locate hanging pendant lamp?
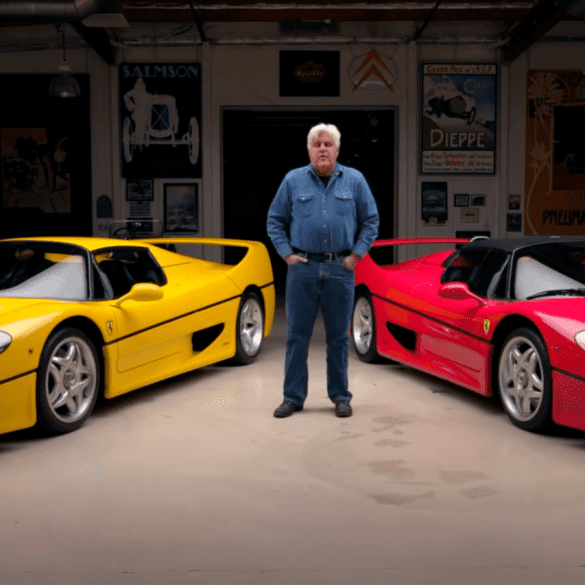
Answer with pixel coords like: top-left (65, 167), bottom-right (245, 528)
top-left (48, 24), bottom-right (81, 98)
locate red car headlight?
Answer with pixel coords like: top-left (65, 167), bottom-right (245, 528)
top-left (575, 330), bottom-right (585, 350)
top-left (0, 331), bottom-right (12, 354)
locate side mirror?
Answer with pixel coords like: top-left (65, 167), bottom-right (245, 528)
top-left (111, 282), bottom-right (163, 307)
top-left (438, 282), bottom-right (485, 305)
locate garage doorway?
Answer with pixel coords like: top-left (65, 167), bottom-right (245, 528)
top-left (222, 109), bottom-right (395, 288)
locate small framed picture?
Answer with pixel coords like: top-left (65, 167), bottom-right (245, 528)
top-left (164, 183), bottom-right (199, 232)
top-left (421, 181), bottom-right (448, 223)
top-left (507, 213), bottom-right (522, 232)
top-left (508, 194), bottom-right (521, 210)
top-left (454, 193), bottom-right (469, 207)
top-left (126, 179), bottom-right (153, 202)
top-left (461, 208), bottom-right (479, 223)
top-left (471, 194), bottom-right (486, 207)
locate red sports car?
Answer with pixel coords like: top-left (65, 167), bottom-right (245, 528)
top-left (351, 236), bottom-right (585, 433)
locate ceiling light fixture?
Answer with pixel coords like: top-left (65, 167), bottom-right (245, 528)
top-left (48, 24), bottom-right (81, 98)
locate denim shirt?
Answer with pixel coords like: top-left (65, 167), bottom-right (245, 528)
top-left (266, 163), bottom-right (379, 259)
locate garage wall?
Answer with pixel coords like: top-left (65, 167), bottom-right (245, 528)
top-left (0, 39), bottom-right (582, 250)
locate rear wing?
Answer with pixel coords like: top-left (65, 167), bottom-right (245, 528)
top-left (366, 237), bottom-right (471, 266)
top-left (140, 237), bottom-right (274, 291)
top-left (371, 238), bottom-right (469, 248)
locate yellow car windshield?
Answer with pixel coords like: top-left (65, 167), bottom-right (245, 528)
top-left (0, 242), bottom-right (88, 300)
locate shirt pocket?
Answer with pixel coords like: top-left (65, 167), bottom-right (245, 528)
top-left (293, 193), bottom-right (316, 218)
top-left (334, 191), bottom-right (355, 215)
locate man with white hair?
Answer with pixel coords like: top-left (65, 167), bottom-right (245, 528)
top-left (267, 123), bottom-right (379, 418)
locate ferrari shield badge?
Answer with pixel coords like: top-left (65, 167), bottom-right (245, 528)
top-left (483, 318), bottom-right (490, 335)
top-left (106, 320), bottom-right (114, 334)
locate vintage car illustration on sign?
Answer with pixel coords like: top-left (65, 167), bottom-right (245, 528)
top-left (122, 78), bottom-right (200, 165)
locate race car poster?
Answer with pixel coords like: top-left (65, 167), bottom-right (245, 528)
top-left (525, 70), bottom-right (585, 235)
top-left (119, 63), bottom-right (201, 179)
top-left (421, 64), bottom-right (497, 174)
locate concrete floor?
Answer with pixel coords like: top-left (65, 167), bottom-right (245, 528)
top-left (3, 296), bottom-right (585, 585)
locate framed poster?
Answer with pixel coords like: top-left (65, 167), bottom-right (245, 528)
top-left (164, 183), bottom-right (199, 232)
top-left (279, 51), bottom-right (340, 97)
top-left (421, 64), bottom-right (497, 174)
top-left (119, 63), bottom-right (201, 178)
top-left (126, 179), bottom-right (153, 201)
top-left (0, 74), bottom-right (92, 237)
top-left (421, 181), bottom-right (448, 223)
top-left (525, 70), bottom-right (585, 235)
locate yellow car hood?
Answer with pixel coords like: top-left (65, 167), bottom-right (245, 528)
top-left (0, 297), bottom-right (66, 335)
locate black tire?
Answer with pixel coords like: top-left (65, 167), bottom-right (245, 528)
top-left (351, 291), bottom-right (379, 363)
top-left (497, 327), bottom-right (552, 432)
top-left (36, 328), bottom-right (100, 435)
top-left (232, 291), bottom-right (264, 365)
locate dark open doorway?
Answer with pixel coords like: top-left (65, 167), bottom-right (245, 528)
top-left (222, 109), bottom-right (395, 288)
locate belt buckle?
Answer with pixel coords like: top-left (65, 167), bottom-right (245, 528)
top-left (324, 253), bottom-right (333, 261)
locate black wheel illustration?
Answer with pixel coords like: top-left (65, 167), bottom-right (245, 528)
top-left (122, 117), bottom-right (135, 163)
top-left (36, 328), bottom-right (100, 434)
top-left (232, 291), bottom-right (264, 364)
top-left (187, 117), bottom-right (200, 165)
top-left (497, 327), bottom-right (552, 432)
top-left (351, 291), bottom-right (379, 363)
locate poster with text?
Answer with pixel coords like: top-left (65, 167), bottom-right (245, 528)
top-left (421, 64), bottom-right (497, 174)
top-left (119, 63), bottom-right (201, 178)
top-left (525, 70), bottom-right (585, 235)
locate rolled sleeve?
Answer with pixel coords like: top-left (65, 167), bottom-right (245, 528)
top-left (266, 176), bottom-right (294, 259)
top-left (352, 177), bottom-right (379, 257)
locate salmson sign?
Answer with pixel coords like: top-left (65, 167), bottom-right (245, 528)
top-left (421, 64), bottom-right (497, 174)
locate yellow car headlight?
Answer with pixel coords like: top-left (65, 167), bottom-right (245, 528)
top-left (576, 330), bottom-right (585, 350)
top-left (0, 331), bottom-right (12, 354)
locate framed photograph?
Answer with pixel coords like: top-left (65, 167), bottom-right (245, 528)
top-left (508, 194), bottom-right (521, 210)
top-left (164, 183), bottom-right (199, 232)
top-left (126, 179), bottom-right (153, 201)
top-left (454, 193), bottom-right (469, 207)
top-left (461, 208), bottom-right (479, 223)
top-left (421, 181), bottom-right (448, 223)
top-left (507, 212), bottom-right (522, 232)
top-left (471, 194), bottom-right (486, 206)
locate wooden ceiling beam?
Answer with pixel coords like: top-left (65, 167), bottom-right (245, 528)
top-left (502, 0), bottom-right (570, 62)
top-left (69, 21), bottom-right (116, 64)
top-left (123, 7), bottom-right (533, 23)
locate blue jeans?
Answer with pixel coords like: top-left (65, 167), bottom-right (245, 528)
top-left (283, 257), bottom-right (355, 406)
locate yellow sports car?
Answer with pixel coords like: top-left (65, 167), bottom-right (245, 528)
top-left (0, 237), bottom-right (275, 435)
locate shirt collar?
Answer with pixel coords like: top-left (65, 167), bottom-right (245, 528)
top-left (308, 163), bottom-right (343, 178)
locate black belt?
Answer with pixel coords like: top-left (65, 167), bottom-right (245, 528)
top-left (293, 248), bottom-right (351, 262)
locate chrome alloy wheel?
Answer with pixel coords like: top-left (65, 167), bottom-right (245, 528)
top-left (352, 295), bottom-right (374, 355)
top-left (239, 296), bottom-right (263, 357)
top-left (44, 336), bottom-right (98, 424)
top-left (498, 335), bottom-right (544, 422)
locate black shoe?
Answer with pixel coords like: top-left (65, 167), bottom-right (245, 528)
top-left (335, 401), bottom-right (352, 417)
top-left (274, 401), bottom-right (303, 418)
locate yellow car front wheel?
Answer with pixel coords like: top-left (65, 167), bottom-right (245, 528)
top-left (232, 292), bottom-right (264, 365)
top-left (36, 328), bottom-right (100, 435)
